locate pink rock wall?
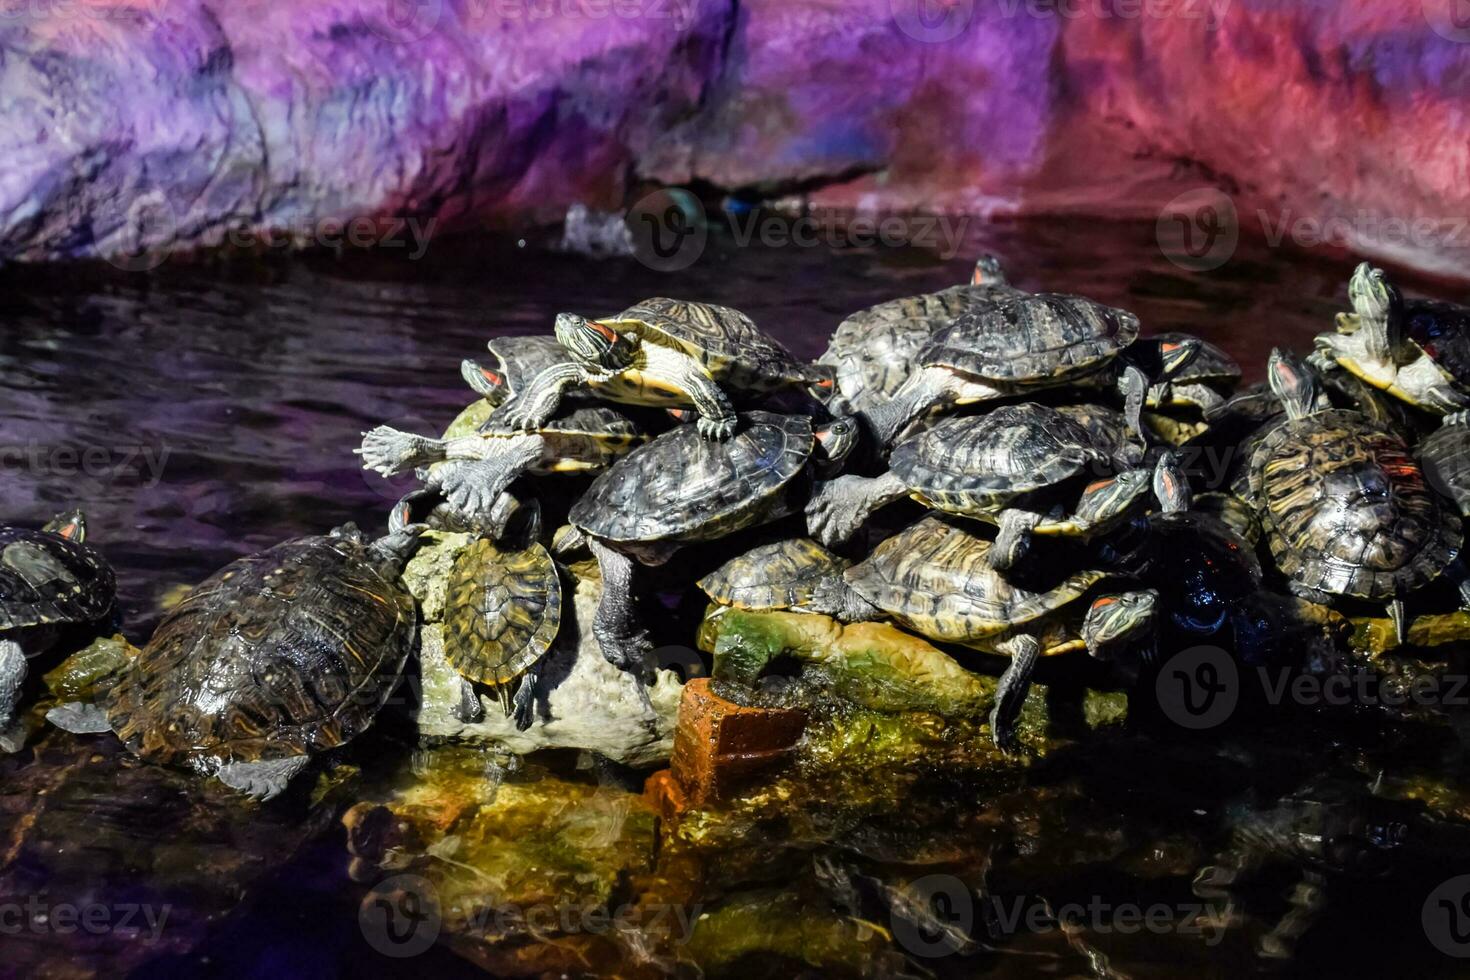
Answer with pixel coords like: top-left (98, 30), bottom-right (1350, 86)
top-left (1, 0), bottom-right (1467, 277)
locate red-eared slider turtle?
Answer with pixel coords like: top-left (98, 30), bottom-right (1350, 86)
top-left (858, 269), bottom-right (1196, 445)
top-left (806, 515), bottom-right (1156, 751)
top-left (0, 510), bottom-right (115, 733)
top-left (807, 392), bottom-right (1152, 569)
top-left (698, 537), bottom-right (852, 613)
top-left (49, 525), bottom-right (421, 800)
top-left (1314, 263), bottom-right (1470, 416)
top-left (818, 256), bottom-right (1009, 415)
top-left (1249, 349), bottom-right (1464, 641)
top-left (1418, 413), bottom-right (1470, 518)
top-left (461, 335), bottom-right (585, 409)
top-left (358, 405), bottom-right (645, 535)
top-left (444, 536), bottom-right (562, 730)
top-left (567, 411), bottom-right (858, 679)
top-left (496, 298), bottom-right (832, 441)
top-left (1145, 331), bottom-right (1241, 414)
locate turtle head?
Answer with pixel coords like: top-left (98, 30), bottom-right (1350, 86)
top-left (812, 416), bottom-right (860, 478)
top-left (1074, 469), bottom-right (1152, 525)
top-left (1347, 263), bottom-right (1404, 362)
top-left (1082, 590), bottom-right (1159, 659)
top-left (971, 254), bottom-right (1009, 287)
top-left (1152, 450), bottom-right (1192, 515)
top-left (43, 509), bottom-right (87, 543)
top-left (555, 313), bottom-right (638, 371)
top-left (462, 358), bottom-right (510, 406)
top-left (1267, 347), bottom-right (1322, 421)
top-left (365, 521), bottom-right (428, 575)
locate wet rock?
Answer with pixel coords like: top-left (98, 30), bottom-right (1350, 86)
top-left (405, 533), bottom-right (683, 767)
top-left (666, 678), bottom-right (807, 807)
top-left (1349, 610), bottom-right (1470, 655)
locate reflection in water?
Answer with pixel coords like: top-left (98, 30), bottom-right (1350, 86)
top-left (2, 221), bottom-right (1469, 977)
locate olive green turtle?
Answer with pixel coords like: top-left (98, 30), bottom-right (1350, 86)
top-left (496, 298), bottom-right (832, 441)
top-left (49, 524), bottom-right (421, 800)
top-left (806, 515), bottom-right (1156, 752)
top-left (697, 537), bottom-right (852, 613)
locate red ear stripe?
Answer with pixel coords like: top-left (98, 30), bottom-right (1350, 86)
top-left (479, 368), bottom-right (503, 385)
top-left (58, 522), bottom-right (80, 540)
top-left (589, 321), bottom-right (618, 342)
top-left (1091, 596), bottom-right (1118, 609)
top-left (815, 378), bottom-right (833, 389)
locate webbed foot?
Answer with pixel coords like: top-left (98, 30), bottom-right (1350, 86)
top-left (511, 670), bottom-right (539, 731)
top-left (696, 413), bottom-right (737, 441)
top-left (455, 678), bottom-right (485, 724)
top-left (488, 394), bottom-right (555, 434)
top-left (357, 426), bottom-right (440, 476)
top-left (215, 756), bottom-right (311, 802)
top-left (806, 475), bottom-right (875, 546)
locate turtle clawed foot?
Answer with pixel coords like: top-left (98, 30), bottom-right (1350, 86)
top-left (215, 756), bottom-right (311, 802)
top-left (492, 397), bottom-right (552, 433)
top-left (596, 626), bottom-right (653, 678)
top-left (805, 476), bottom-right (866, 546)
top-left (511, 675), bottom-right (537, 731)
top-left (696, 414), bottom-right (737, 441)
top-left (357, 426), bottom-right (421, 476)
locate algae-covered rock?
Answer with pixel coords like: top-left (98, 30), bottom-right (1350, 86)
top-left (1349, 610), bottom-right (1470, 655)
top-left (684, 888), bottom-right (906, 977)
top-left (407, 533), bottom-right (683, 767)
top-left (42, 634), bottom-right (139, 702)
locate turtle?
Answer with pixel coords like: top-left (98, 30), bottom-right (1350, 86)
top-left (494, 297), bottom-right (833, 441)
top-left (1417, 412), bottom-right (1470, 518)
top-left (0, 510), bottom-right (115, 734)
top-left (48, 524), bottom-right (421, 801)
top-left (1248, 348), bottom-right (1464, 641)
top-left (697, 537), bottom-right (852, 613)
top-left (805, 514), bottom-right (1157, 751)
top-left (817, 256), bottom-right (1009, 415)
top-left (857, 262), bottom-right (1197, 446)
top-left (443, 536), bottom-right (562, 731)
top-left (1314, 262), bottom-right (1470, 416)
top-left (358, 405), bottom-right (646, 535)
top-left (461, 334), bottom-right (587, 409)
top-left (1144, 331), bottom-right (1241, 414)
top-left (807, 392), bottom-right (1152, 570)
top-left (566, 410), bottom-right (859, 681)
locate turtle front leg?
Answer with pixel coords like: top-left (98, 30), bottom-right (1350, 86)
top-left (990, 633), bottom-right (1041, 754)
top-left (806, 471), bottom-right (908, 546)
top-left (805, 578), bottom-right (883, 623)
top-left (859, 366), bottom-right (954, 448)
top-left (357, 426), bottom-right (447, 476)
top-left (990, 509), bottom-right (1045, 571)
top-left (486, 361), bottom-right (584, 433)
top-left (432, 435), bottom-right (547, 534)
top-left (0, 640), bottom-right (26, 734)
top-left (659, 353), bottom-right (736, 440)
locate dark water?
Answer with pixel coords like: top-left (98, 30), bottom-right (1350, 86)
top-left (3, 219), bottom-right (1470, 978)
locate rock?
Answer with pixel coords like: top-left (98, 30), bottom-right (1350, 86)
top-left (1349, 610), bottom-right (1470, 655)
top-left (666, 678), bottom-right (807, 807)
top-left (3, 3), bottom-right (1468, 277)
top-left (406, 533), bottom-right (684, 768)
top-left (42, 634), bottom-right (138, 702)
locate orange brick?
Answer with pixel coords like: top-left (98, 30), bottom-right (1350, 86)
top-left (668, 678), bottom-right (806, 805)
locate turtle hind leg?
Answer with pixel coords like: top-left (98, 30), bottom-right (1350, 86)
top-left (0, 641), bottom-right (26, 731)
top-left (587, 538), bottom-right (657, 719)
top-left (511, 667), bottom-right (541, 732)
top-left (456, 678), bottom-right (485, 724)
top-left (989, 633), bottom-right (1041, 754)
top-left (357, 426), bottom-right (447, 476)
top-left (216, 756), bottom-right (311, 802)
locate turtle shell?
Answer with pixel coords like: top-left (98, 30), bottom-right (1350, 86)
top-left (617, 298), bottom-right (823, 390)
top-left (920, 290), bottom-right (1140, 385)
top-left (698, 537), bottom-right (850, 610)
top-left (103, 533), bottom-right (415, 769)
top-left (845, 515), bottom-right (1106, 644)
top-left (890, 405), bottom-right (1106, 514)
top-left (1417, 422), bottom-right (1470, 517)
top-left (1152, 331), bottom-right (1241, 386)
top-left (0, 524), bottom-right (114, 633)
top-left (1055, 403), bottom-right (1129, 462)
top-left (444, 538), bottom-right (561, 686)
top-left (1249, 410), bottom-right (1460, 600)
top-left (820, 286), bottom-right (978, 412)
top-left (571, 411), bottom-right (813, 544)
top-left (1145, 512), bottom-right (1263, 636)
top-left (484, 335), bottom-right (577, 401)
top-left (1405, 299), bottom-right (1470, 387)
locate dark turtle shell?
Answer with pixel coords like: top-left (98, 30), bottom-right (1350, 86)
top-left (820, 286), bottom-right (979, 412)
top-left (890, 406), bottom-right (1106, 513)
top-left (0, 524), bottom-right (114, 632)
top-left (920, 290), bottom-right (1140, 385)
top-left (483, 335), bottom-right (577, 402)
top-left (1144, 512), bottom-right (1262, 636)
top-left (618, 298), bottom-right (824, 390)
top-left (445, 538), bottom-right (561, 686)
top-left (571, 411), bottom-right (813, 543)
top-left (846, 515), bottom-right (1105, 644)
top-left (103, 533), bottom-right (416, 769)
top-left (698, 537), bottom-right (850, 610)
top-left (1405, 298), bottom-right (1470, 387)
top-left (1418, 422), bottom-right (1470, 517)
top-left (1249, 410), bottom-right (1460, 600)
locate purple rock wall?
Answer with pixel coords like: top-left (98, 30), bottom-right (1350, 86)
top-left (2, 0), bottom-right (1468, 277)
